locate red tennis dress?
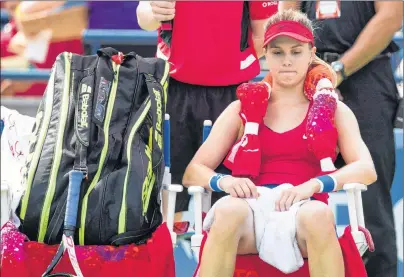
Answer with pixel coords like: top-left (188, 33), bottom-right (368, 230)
top-left (224, 105), bottom-right (330, 204)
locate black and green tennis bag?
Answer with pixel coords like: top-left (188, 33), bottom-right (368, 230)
top-left (17, 47), bottom-right (169, 246)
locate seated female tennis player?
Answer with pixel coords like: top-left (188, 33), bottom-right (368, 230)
top-left (182, 9), bottom-right (377, 277)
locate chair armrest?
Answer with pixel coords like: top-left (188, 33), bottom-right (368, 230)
top-left (342, 183), bottom-right (367, 191)
top-left (188, 186), bottom-right (206, 194)
top-left (162, 184), bottom-right (183, 193)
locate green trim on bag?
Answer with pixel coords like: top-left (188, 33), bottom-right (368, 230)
top-left (79, 62), bottom-right (120, 245)
top-left (141, 138), bottom-right (156, 217)
top-left (140, 61), bottom-right (169, 217)
top-left (141, 61), bottom-right (169, 214)
top-left (38, 52), bottom-right (72, 243)
top-left (118, 100), bottom-right (151, 233)
top-left (162, 61), bottom-right (169, 107)
top-left (20, 67), bottom-right (56, 220)
top-left (118, 60), bottom-right (169, 233)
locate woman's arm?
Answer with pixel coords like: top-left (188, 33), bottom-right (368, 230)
top-left (328, 101), bottom-right (377, 189)
top-left (182, 101), bottom-right (242, 189)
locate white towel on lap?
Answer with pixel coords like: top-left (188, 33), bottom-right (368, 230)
top-left (203, 184), bottom-right (309, 274)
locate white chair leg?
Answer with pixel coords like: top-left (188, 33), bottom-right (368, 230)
top-left (161, 165), bottom-right (183, 246)
top-left (188, 186), bottom-right (206, 262)
top-left (163, 183), bottom-right (183, 246)
top-left (161, 167), bottom-right (172, 221)
top-left (342, 183), bottom-right (368, 256)
top-left (202, 190), bottom-right (212, 214)
top-left (346, 189), bottom-right (359, 232)
top-left (193, 191), bottom-right (203, 237)
top-left (354, 189), bottom-right (365, 228)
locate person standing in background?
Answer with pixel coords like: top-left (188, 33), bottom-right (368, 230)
top-left (137, 1), bottom-right (278, 222)
top-left (1, 1), bottom-right (85, 97)
top-left (279, 2), bottom-right (403, 277)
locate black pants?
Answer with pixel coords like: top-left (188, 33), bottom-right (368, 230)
top-left (335, 57), bottom-right (399, 277)
top-left (166, 78), bottom-right (238, 213)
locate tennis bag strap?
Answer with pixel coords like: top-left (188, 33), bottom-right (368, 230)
top-left (143, 72), bottom-right (165, 172)
top-left (42, 71), bottom-right (94, 277)
top-left (46, 70), bottom-right (96, 244)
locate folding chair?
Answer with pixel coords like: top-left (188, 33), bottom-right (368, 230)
top-left (185, 120), bottom-right (374, 277)
top-left (0, 113), bottom-right (180, 277)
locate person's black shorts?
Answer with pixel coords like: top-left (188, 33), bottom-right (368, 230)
top-left (166, 78), bottom-right (238, 213)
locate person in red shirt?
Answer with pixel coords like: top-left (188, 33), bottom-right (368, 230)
top-left (137, 1), bottom-right (278, 220)
top-left (182, 10), bottom-right (376, 277)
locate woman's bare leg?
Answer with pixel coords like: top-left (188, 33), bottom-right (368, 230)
top-left (296, 201), bottom-right (344, 277)
top-left (199, 198), bottom-right (257, 277)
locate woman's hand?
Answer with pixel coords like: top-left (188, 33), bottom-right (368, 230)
top-left (275, 180), bottom-right (321, 212)
top-left (220, 176), bottom-right (260, 199)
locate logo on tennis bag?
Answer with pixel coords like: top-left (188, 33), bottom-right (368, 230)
top-left (153, 87), bottom-right (163, 149)
top-left (79, 84), bottom-right (92, 128)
